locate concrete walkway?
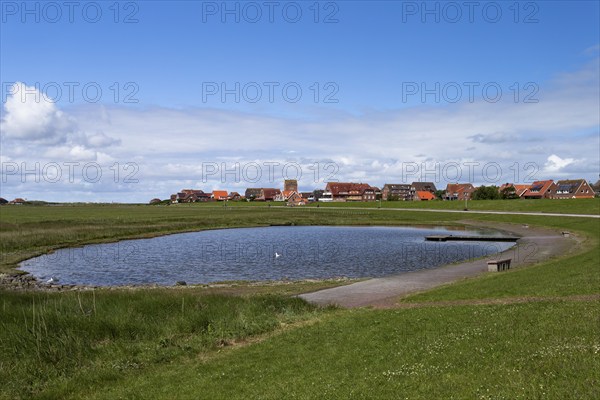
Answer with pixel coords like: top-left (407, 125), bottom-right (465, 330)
top-left (299, 222), bottom-right (577, 308)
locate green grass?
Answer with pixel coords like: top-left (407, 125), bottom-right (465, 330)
top-left (300, 198), bottom-right (600, 215)
top-left (1, 204), bottom-right (599, 399)
top-left (0, 289), bottom-right (330, 400)
top-left (67, 301), bottom-right (600, 399)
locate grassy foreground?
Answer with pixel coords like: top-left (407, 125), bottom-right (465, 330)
top-left (1, 204), bottom-right (599, 399)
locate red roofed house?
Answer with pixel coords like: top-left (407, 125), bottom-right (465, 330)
top-left (551, 179), bottom-right (595, 199)
top-left (257, 188), bottom-right (282, 201)
top-left (228, 192), bottom-right (242, 201)
top-left (499, 183), bottom-right (530, 198)
top-left (415, 191), bottom-right (435, 201)
top-left (522, 180), bottom-right (556, 199)
top-left (325, 182), bottom-right (376, 202)
top-left (212, 190), bottom-right (229, 201)
top-left (171, 189), bottom-right (212, 203)
top-left (443, 183), bottom-right (475, 201)
top-left (286, 192), bottom-right (307, 206)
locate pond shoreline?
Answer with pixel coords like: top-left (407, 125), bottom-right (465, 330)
top-left (299, 221), bottom-right (580, 308)
top-left (0, 221), bottom-right (565, 292)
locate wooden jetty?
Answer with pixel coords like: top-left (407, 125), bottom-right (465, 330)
top-left (425, 235), bottom-right (519, 242)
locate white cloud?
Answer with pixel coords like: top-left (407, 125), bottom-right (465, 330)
top-left (1, 82), bottom-right (75, 143)
top-left (544, 154), bottom-right (576, 173)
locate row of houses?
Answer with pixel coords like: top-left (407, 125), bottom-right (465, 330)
top-left (166, 178), bottom-right (598, 205)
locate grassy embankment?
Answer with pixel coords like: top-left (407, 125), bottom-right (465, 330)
top-left (1, 203), bottom-right (599, 399)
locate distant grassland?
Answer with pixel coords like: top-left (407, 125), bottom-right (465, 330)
top-left (227, 197), bottom-right (600, 214)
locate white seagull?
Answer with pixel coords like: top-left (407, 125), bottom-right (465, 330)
top-left (275, 252), bottom-right (281, 259)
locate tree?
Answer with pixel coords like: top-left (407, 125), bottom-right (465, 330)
top-left (434, 190), bottom-right (446, 200)
top-left (472, 185), bottom-right (500, 200)
top-left (500, 185), bottom-right (519, 200)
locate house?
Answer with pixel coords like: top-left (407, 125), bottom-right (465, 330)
top-left (325, 182), bottom-right (376, 202)
top-left (415, 191), bottom-right (435, 201)
top-left (212, 190), bottom-right (229, 201)
top-left (228, 192), bottom-right (242, 201)
top-left (522, 180), bottom-right (556, 199)
top-left (171, 189), bottom-right (212, 203)
top-left (149, 198), bottom-right (162, 205)
top-left (592, 180), bottom-right (600, 197)
top-left (362, 187), bottom-right (377, 201)
top-left (312, 189), bottom-right (325, 201)
top-left (499, 183), bottom-right (530, 198)
top-left (412, 182), bottom-right (437, 194)
top-left (286, 192), bottom-right (307, 206)
top-left (443, 183), bottom-right (476, 200)
top-left (0, 197), bottom-right (8, 205)
top-left (382, 184), bottom-right (415, 201)
top-left (256, 188), bottom-right (282, 201)
top-left (244, 188), bottom-right (262, 201)
top-left (300, 192), bottom-right (313, 200)
top-left (9, 198), bottom-right (26, 205)
top-left (552, 179), bottom-right (595, 199)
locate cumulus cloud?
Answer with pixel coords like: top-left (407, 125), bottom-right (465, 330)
top-left (1, 82), bottom-right (75, 144)
top-left (544, 154), bottom-right (576, 173)
top-left (1, 82), bottom-right (121, 162)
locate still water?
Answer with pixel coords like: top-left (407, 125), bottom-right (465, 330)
top-left (19, 226), bottom-right (515, 286)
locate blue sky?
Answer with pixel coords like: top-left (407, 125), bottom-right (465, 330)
top-left (1, 1), bottom-right (599, 202)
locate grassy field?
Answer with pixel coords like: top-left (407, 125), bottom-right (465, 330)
top-left (216, 197), bottom-right (600, 215)
top-left (1, 204), bottom-right (599, 399)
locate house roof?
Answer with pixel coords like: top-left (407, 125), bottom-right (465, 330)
top-left (555, 179), bottom-right (586, 193)
top-left (412, 182), bottom-right (437, 192)
top-left (416, 191), bottom-right (435, 200)
top-left (326, 182), bottom-right (372, 196)
top-left (499, 183), bottom-right (531, 197)
top-left (261, 188), bottom-right (281, 198)
top-left (383, 184), bottom-right (412, 190)
top-left (445, 183), bottom-right (475, 194)
top-left (212, 190), bottom-right (228, 198)
top-left (523, 180), bottom-right (554, 197)
top-left (282, 190), bottom-right (297, 199)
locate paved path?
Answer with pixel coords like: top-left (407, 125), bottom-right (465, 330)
top-left (299, 222), bottom-right (578, 308)
top-left (295, 206), bottom-right (600, 219)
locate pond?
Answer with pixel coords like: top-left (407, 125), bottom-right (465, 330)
top-left (19, 225), bottom-right (516, 286)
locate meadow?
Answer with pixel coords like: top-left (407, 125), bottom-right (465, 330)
top-left (0, 202), bottom-right (598, 399)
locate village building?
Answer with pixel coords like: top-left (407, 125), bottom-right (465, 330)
top-left (284, 179), bottom-right (298, 192)
top-left (244, 188), bottom-right (263, 201)
top-left (522, 180), bottom-right (557, 199)
top-left (325, 182), bottom-right (376, 202)
top-left (499, 183), bottom-right (531, 198)
top-left (212, 190), bottom-right (229, 201)
top-left (415, 191), bottom-right (435, 201)
top-left (443, 183), bottom-right (476, 201)
top-left (551, 179), bottom-right (595, 199)
top-left (256, 188), bottom-right (282, 201)
top-left (411, 182), bottom-right (437, 194)
top-left (228, 192), bottom-right (242, 201)
top-left (170, 189), bottom-right (212, 203)
top-left (382, 184), bottom-right (415, 201)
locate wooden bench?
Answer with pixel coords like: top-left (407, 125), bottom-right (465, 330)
top-left (487, 258), bottom-right (512, 272)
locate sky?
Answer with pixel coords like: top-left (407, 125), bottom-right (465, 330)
top-left (1, 0), bottom-right (599, 202)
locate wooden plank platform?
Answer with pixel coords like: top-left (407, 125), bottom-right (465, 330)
top-left (425, 235), bottom-right (519, 242)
